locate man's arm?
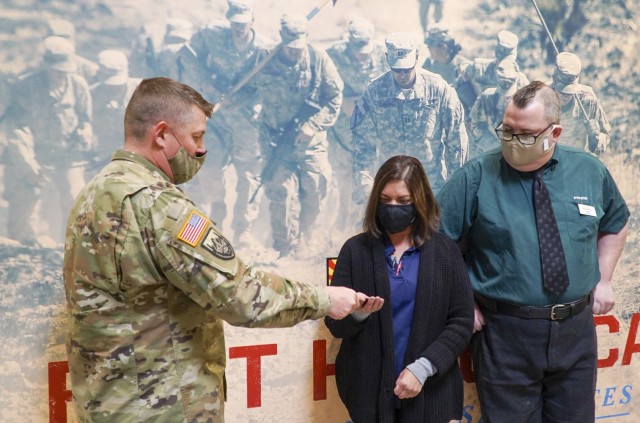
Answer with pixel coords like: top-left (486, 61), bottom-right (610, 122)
top-left (592, 223), bottom-right (629, 315)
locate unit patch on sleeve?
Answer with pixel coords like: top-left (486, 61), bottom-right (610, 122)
top-left (201, 228), bottom-right (235, 260)
top-left (177, 210), bottom-right (209, 246)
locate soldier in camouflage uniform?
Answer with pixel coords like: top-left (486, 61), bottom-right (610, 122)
top-left (252, 14), bottom-right (343, 257)
top-left (47, 18), bottom-right (99, 84)
top-left (63, 77), bottom-right (363, 423)
top-left (459, 30), bottom-right (529, 115)
top-left (469, 60), bottom-right (520, 157)
top-left (90, 50), bottom-right (142, 171)
top-left (326, 17), bottom-right (387, 232)
top-left (550, 52), bottom-right (610, 154)
top-left (155, 18), bottom-right (194, 80)
top-left (418, 0), bottom-right (445, 36)
top-left (181, 0), bottom-right (270, 240)
top-left (351, 32), bottom-right (467, 204)
top-left (4, 36), bottom-right (93, 243)
top-left (422, 23), bottom-right (470, 87)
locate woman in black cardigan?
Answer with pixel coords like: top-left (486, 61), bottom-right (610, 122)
top-left (325, 155), bottom-right (474, 423)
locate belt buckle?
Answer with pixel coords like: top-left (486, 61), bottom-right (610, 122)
top-left (551, 304), bottom-right (570, 320)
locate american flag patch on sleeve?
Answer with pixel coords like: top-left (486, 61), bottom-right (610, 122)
top-left (177, 210), bottom-right (209, 246)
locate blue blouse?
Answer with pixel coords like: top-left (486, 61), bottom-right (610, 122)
top-left (384, 239), bottom-right (420, 377)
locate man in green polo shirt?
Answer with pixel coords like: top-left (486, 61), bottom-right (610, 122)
top-left (437, 81), bottom-right (629, 422)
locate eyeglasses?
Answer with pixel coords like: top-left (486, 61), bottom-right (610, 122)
top-left (494, 121), bottom-right (554, 146)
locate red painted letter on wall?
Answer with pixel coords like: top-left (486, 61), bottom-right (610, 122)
top-left (313, 340), bottom-right (336, 400)
top-left (229, 344), bottom-right (278, 408)
top-left (49, 361), bottom-right (72, 423)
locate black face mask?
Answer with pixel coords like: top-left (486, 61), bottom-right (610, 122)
top-left (377, 203), bottom-right (417, 234)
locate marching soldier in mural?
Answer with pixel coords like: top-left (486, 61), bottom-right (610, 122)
top-left (63, 77), bottom-right (363, 423)
top-left (351, 31), bottom-right (467, 206)
top-left (154, 18), bottom-right (194, 80)
top-left (418, 0), bottom-right (445, 36)
top-left (459, 29), bottom-right (529, 114)
top-left (46, 18), bottom-right (99, 84)
top-left (3, 35), bottom-right (93, 244)
top-left (326, 17), bottom-right (387, 232)
top-left (422, 23), bottom-right (470, 87)
top-left (550, 52), bottom-right (611, 154)
top-left (252, 14), bottom-right (343, 257)
top-left (181, 0), bottom-right (270, 241)
top-left (90, 49), bottom-right (142, 170)
top-left (469, 59), bottom-right (520, 157)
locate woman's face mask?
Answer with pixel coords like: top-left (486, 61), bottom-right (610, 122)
top-left (377, 203), bottom-right (417, 234)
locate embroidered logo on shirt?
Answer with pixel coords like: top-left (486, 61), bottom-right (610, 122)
top-left (201, 228), bottom-right (235, 259)
top-left (177, 210), bottom-right (209, 246)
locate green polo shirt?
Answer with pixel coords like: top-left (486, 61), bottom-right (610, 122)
top-left (437, 145), bottom-right (629, 306)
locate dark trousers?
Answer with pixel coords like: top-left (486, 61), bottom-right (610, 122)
top-left (472, 304), bottom-right (597, 423)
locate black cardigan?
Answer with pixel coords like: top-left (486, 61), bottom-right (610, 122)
top-left (325, 231), bottom-right (474, 423)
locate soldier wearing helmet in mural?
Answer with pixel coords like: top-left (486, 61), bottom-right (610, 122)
top-left (459, 30), bottom-right (529, 115)
top-left (351, 31), bottom-right (467, 205)
top-left (417, 0), bottom-right (445, 37)
top-left (550, 52), bottom-right (610, 154)
top-left (251, 14), bottom-right (343, 257)
top-left (154, 18), bottom-right (194, 81)
top-left (326, 17), bottom-right (387, 232)
top-left (180, 0), bottom-right (271, 243)
top-left (2, 36), bottom-right (93, 244)
top-left (422, 23), bottom-right (470, 87)
top-left (46, 18), bottom-right (99, 83)
top-left (469, 59), bottom-right (520, 157)
top-left (90, 49), bottom-right (142, 171)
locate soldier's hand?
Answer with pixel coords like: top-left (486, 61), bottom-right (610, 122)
top-left (295, 125), bottom-right (315, 143)
top-left (326, 286), bottom-right (359, 319)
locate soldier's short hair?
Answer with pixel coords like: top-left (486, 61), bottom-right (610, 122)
top-left (124, 77), bottom-right (215, 140)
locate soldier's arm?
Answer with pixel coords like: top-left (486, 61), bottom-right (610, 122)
top-left (302, 50), bottom-right (344, 134)
top-left (350, 91), bottom-right (377, 203)
top-left (151, 196), bottom-right (341, 327)
top-left (440, 84), bottom-right (469, 172)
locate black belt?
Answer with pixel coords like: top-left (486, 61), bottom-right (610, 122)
top-left (475, 293), bottom-right (590, 321)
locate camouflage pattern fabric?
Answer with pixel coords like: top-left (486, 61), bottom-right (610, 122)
top-left (252, 45), bottom-right (343, 251)
top-left (185, 22), bottom-right (272, 101)
top-left (181, 23), bottom-right (271, 235)
top-left (351, 68), bottom-right (468, 197)
top-left (553, 83), bottom-right (611, 153)
top-left (422, 53), bottom-right (471, 87)
top-left (63, 150), bottom-right (331, 422)
top-left (469, 87), bottom-right (505, 156)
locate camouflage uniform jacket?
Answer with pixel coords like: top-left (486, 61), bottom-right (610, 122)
top-left (552, 82), bottom-right (611, 152)
top-left (351, 68), bottom-right (468, 192)
top-left (422, 54), bottom-right (471, 87)
top-left (469, 87), bottom-right (505, 156)
top-left (186, 22), bottom-right (272, 103)
top-left (326, 40), bottom-right (387, 100)
top-left (253, 45), bottom-right (343, 149)
top-left (462, 56), bottom-right (528, 107)
top-left (63, 150), bottom-right (331, 422)
top-left (7, 69), bottom-right (92, 165)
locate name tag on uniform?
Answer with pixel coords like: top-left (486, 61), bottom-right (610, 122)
top-left (578, 204), bottom-right (597, 217)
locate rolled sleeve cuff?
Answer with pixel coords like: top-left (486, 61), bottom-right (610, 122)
top-left (312, 285), bottom-right (332, 319)
top-left (406, 357), bottom-right (438, 385)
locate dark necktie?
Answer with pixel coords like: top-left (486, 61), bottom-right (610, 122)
top-left (533, 169), bottom-right (569, 295)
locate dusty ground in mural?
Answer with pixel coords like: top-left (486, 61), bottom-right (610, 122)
top-left (0, 0), bottom-right (639, 421)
